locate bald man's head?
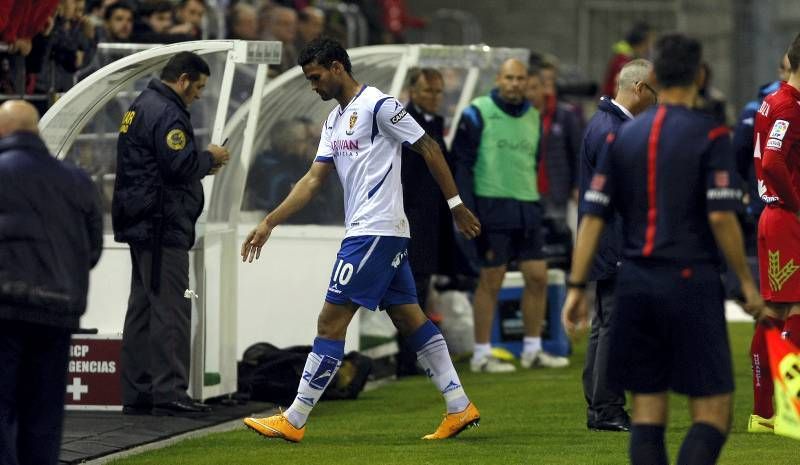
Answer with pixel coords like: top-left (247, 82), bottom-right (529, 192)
top-left (0, 100), bottom-right (40, 138)
top-left (496, 59), bottom-right (528, 104)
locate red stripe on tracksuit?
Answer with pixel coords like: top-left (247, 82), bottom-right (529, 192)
top-left (708, 125), bottom-right (730, 140)
top-left (643, 106), bottom-right (667, 257)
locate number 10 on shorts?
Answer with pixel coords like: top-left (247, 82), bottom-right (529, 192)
top-left (332, 259), bottom-right (354, 285)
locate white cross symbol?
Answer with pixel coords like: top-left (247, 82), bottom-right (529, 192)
top-left (66, 377), bottom-right (89, 401)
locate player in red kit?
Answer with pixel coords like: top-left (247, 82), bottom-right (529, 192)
top-left (750, 33), bottom-right (800, 434)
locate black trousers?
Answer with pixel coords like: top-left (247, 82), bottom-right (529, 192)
top-left (120, 244), bottom-right (192, 406)
top-left (0, 320), bottom-right (71, 465)
top-left (582, 277), bottom-right (626, 422)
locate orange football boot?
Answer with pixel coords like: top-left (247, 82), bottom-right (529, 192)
top-left (244, 413), bottom-right (305, 443)
top-left (422, 403), bottom-right (480, 439)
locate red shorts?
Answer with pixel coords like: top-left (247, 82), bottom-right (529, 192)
top-left (758, 206), bottom-right (800, 302)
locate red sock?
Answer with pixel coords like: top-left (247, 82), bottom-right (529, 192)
top-left (751, 317), bottom-right (783, 418)
top-left (783, 314), bottom-right (800, 348)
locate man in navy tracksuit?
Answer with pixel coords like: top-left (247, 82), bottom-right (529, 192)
top-left (563, 35), bottom-right (763, 465)
top-left (579, 58), bottom-right (656, 433)
top-left (113, 52), bottom-right (229, 416)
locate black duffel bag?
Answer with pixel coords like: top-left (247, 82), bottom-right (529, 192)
top-left (237, 342), bottom-right (372, 405)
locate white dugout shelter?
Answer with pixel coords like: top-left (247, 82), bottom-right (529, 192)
top-left (39, 41), bottom-right (527, 401)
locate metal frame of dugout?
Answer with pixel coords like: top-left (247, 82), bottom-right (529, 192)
top-left (40, 40), bottom-right (283, 402)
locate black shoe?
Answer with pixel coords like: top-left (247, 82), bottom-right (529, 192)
top-left (122, 404), bottom-right (152, 415)
top-left (589, 413), bottom-right (631, 432)
top-left (153, 400), bottom-right (212, 416)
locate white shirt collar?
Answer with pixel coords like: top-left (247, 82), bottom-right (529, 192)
top-left (610, 98), bottom-right (634, 120)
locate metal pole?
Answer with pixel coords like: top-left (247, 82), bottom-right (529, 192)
top-left (445, 66), bottom-right (479, 150)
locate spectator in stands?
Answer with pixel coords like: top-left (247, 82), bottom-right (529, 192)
top-left (380, 0), bottom-right (426, 43)
top-left (85, 0), bottom-right (118, 29)
top-left (244, 118), bottom-right (343, 224)
top-left (0, 0), bottom-right (60, 95)
top-left (601, 21), bottom-right (654, 98)
top-left (99, 1), bottom-right (133, 42)
top-left (244, 118), bottom-right (310, 212)
top-left (141, 1), bottom-right (173, 35)
top-left (75, 1), bottom-right (132, 85)
top-left (174, 0), bottom-right (206, 40)
top-left (529, 60), bottom-right (583, 226)
top-left (0, 99), bottom-right (103, 465)
top-left (228, 2), bottom-right (259, 40)
top-left (133, 0), bottom-right (194, 44)
top-left (31, 0), bottom-right (98, 112)
top-left (295, 6), bottom-right (325, 50)
top-left (261, 5), bottom-right (298, 74)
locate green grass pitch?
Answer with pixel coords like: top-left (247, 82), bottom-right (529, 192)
top-left (110, 322), bottom-right (797, 465)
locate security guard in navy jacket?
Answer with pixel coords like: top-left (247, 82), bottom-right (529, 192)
top-left (113, 52), bottom-right (229, 416)
top-left (0, 100), bottom-right (103, 465)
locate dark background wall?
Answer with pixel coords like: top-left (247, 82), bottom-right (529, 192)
top-left (405, 0), bottom-right (800, 120)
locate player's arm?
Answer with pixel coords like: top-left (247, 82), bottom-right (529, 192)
top-left (377, 97), bottom-right (480, 239)
top-left (241, 161), bottom-right (334, 263)
top-left (562, 215), bottom-right (605, 335)
top-left (451, 106), bottom-right (482, 212)
top-left (706, 125), bottom-right (764, 318)
top-left (409, 133), bottom-right (480, 239)
top-left (562, 132), bottom-right (616, 334)
top-left (708, 212), bottom-right (763, 318)
top-left (761, 115), bottom-right (800, 213)
top-left (410, 133), bottom-right (481, 239)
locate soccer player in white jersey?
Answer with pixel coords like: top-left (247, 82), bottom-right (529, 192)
top-left (241, 38), bottom-right (483, 442)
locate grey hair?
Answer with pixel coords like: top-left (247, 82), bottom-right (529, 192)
top-left (617, 58), bottom-right (653, 92)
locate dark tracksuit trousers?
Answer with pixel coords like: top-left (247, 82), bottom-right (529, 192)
top-left (0, 321), bottom-right (71, 465)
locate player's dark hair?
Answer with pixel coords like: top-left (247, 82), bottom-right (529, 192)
top-left (298, 37), bottom-right (352, 74)
top-left (653, 34), bottom-right (702, 88)
top-left (161, 52), bottom-right (211, 82)
top-left (407, 67), bottom-right (443, 87)
top-left (787, 33), bottom-right (800, 72)
top-left (104, 1), bottom-right (134, 21)
top-left (626, 22), bottom-right (652, 47)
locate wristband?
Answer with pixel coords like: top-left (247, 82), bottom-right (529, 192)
top-left (566, 279), bottom-right (587, 290)
top-left (447, 195), bottom-right (463, 209)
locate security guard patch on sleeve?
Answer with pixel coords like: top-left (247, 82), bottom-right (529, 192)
top-left (166, 129), bottom-right (187, 150)
top-left (119, 110), bottom-right (135, 133)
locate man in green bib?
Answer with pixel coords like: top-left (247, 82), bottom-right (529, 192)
top-left (453, 58), bottom-right (569, 372)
